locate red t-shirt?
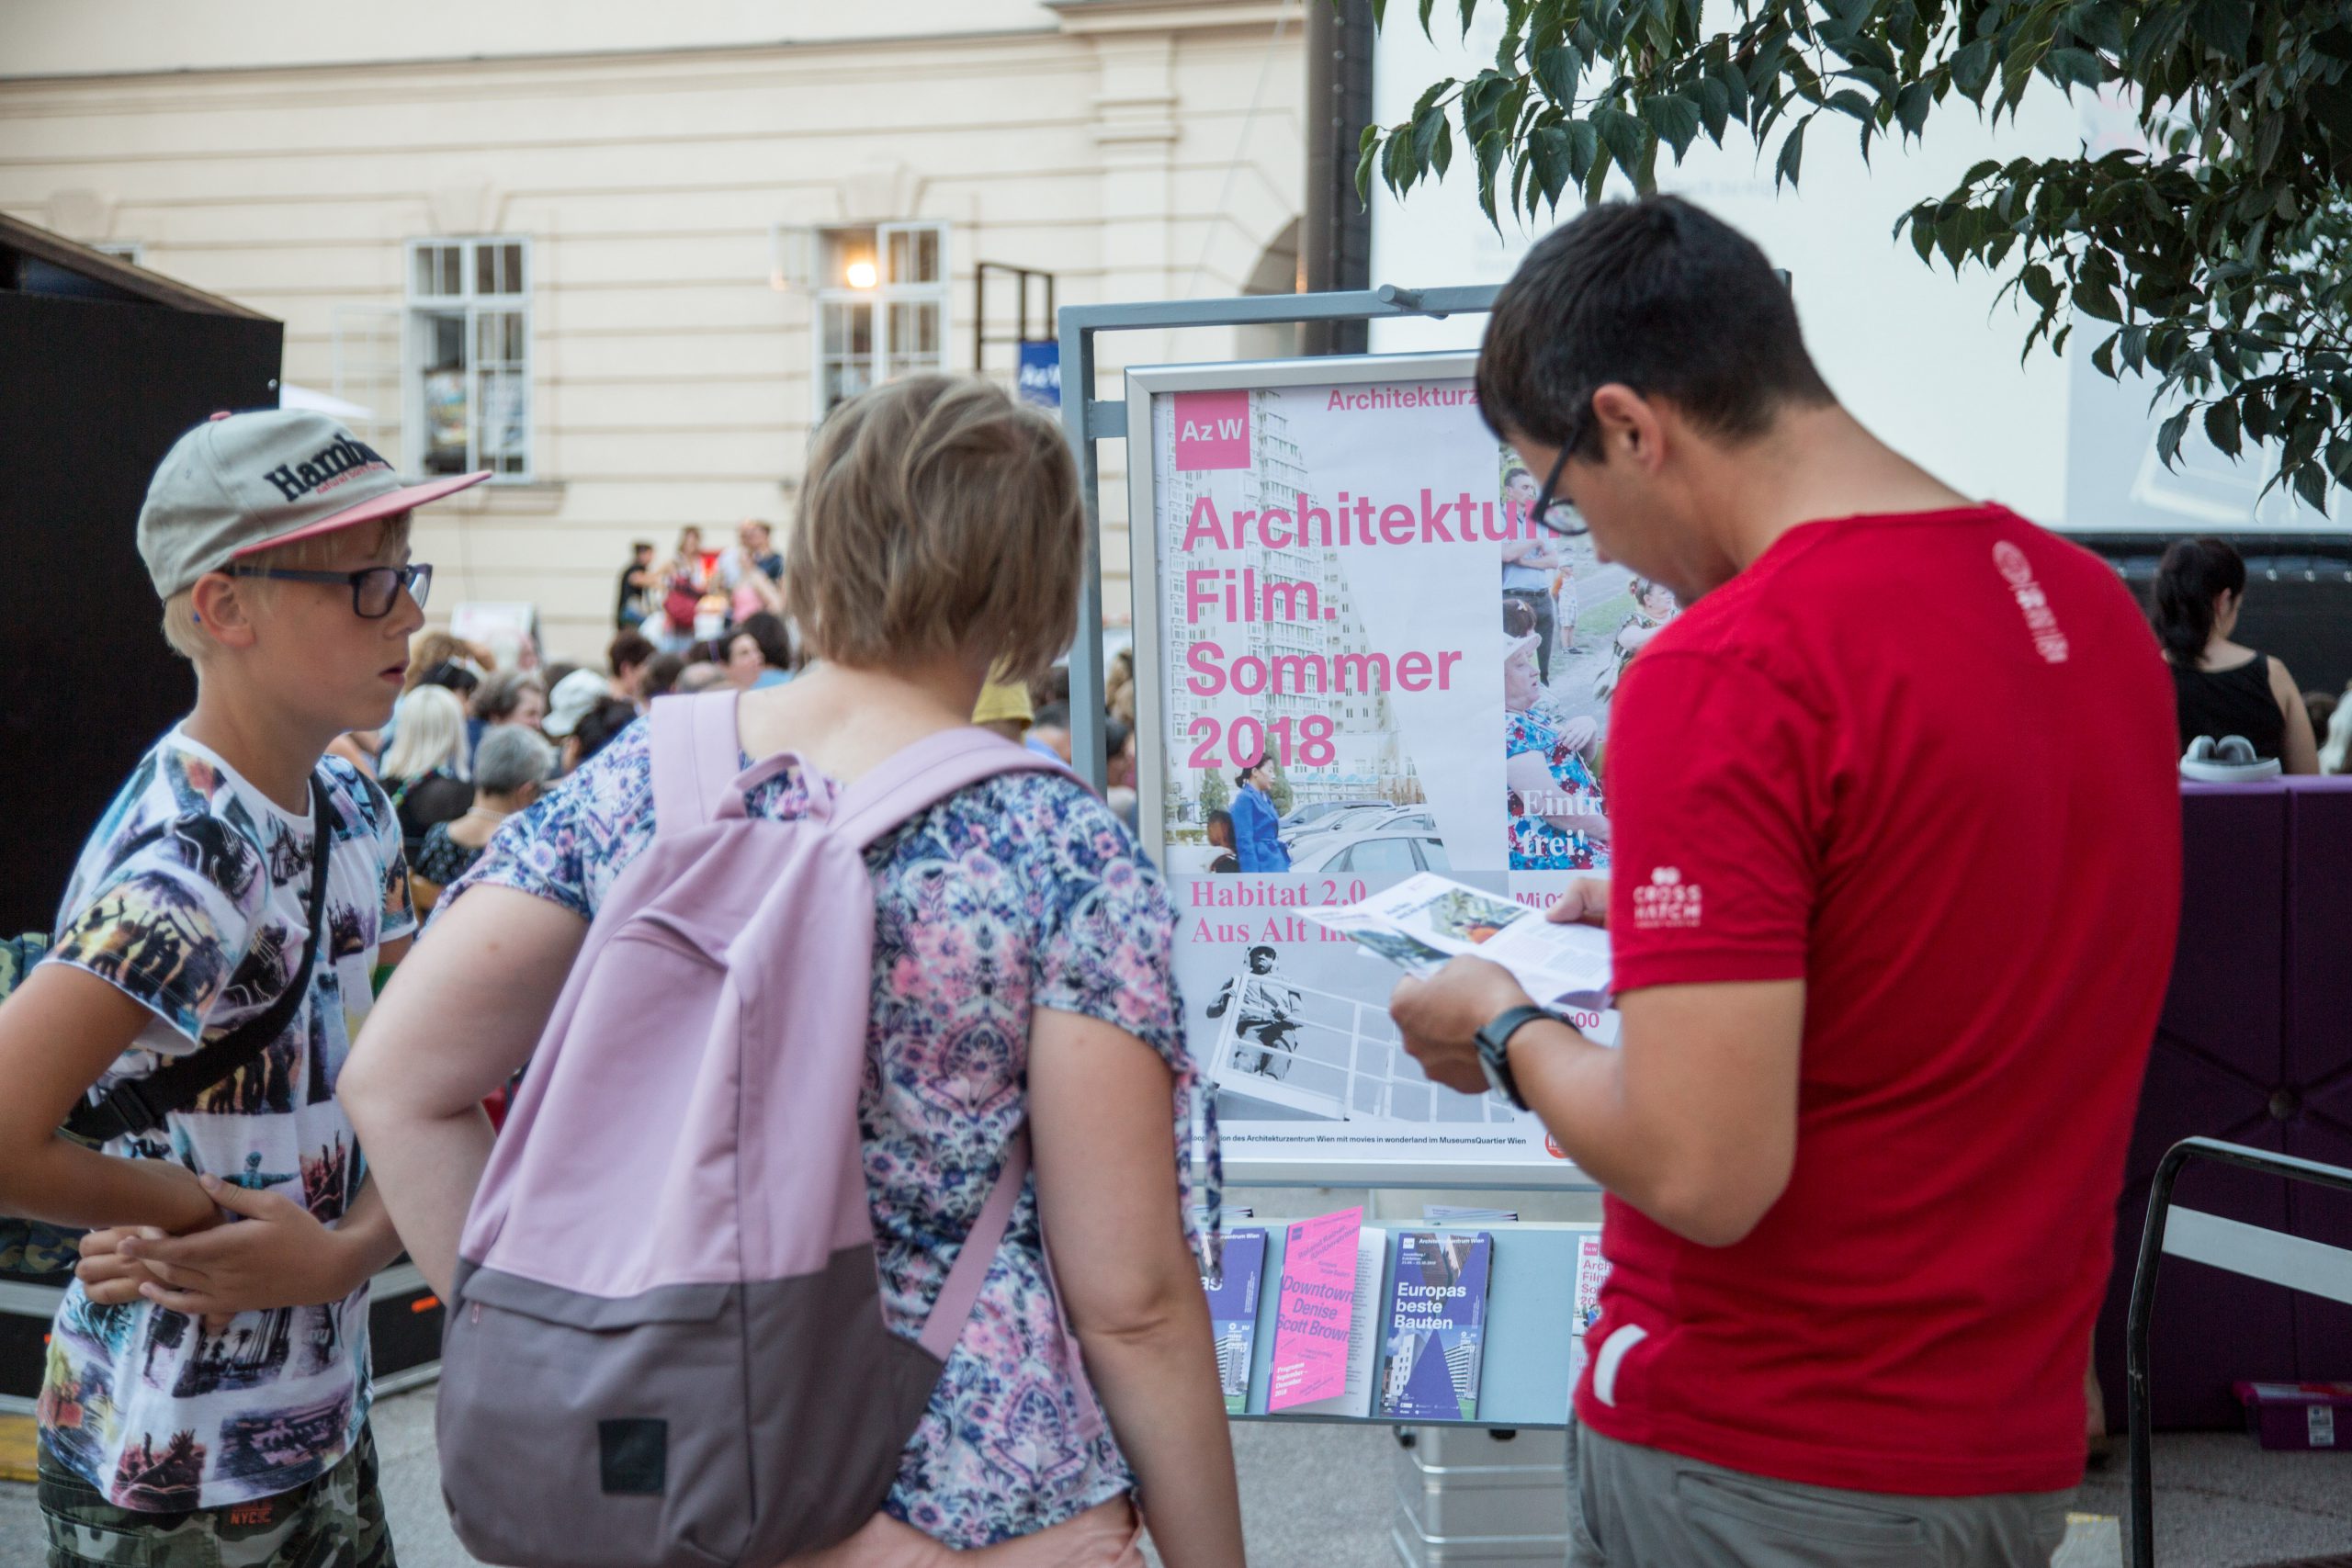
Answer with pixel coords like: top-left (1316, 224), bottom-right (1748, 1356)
top-left (1576, 504), bottom-right (2180, 1496)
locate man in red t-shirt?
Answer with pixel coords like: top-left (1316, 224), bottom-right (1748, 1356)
top-left (1394, 197), bottom-right (2180, 1564)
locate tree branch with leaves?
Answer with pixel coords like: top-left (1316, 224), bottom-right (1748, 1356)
top-left (1360, 0), bottom-right (2352, 507)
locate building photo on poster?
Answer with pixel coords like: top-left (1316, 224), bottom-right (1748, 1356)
top-left (1126, 352), bottom-right (1652, 1184)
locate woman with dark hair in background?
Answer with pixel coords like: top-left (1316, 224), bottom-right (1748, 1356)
top-left (725, 611), bottom-right (797, 690)
top-left (2153, 536), bottom-right (2318, 773)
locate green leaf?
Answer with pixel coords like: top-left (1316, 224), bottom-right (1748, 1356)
top-left (1418, 0), bottom-right (1437, 39)
top-left (1535, 45), bottom-right (1581, 107)
top-left (2093, 331), bottom-right (2118, 378)
top-left (2042, 47), bottom-right (2103, 93)
top-left (1774, 115), bottom-right (1807, 190)
top-left (1826, 88), bottom-right (1874, 122)
top-left (2075, 281), bottom-right (2124, 322)
top-left (1532, 124), bottom-right (1575, 207)
top-left (1714, 58), bottom-right (1750, 123)
top-left (1432, 118), bottom-right (1454, 178)
top-left (1412, 103), bottom-right (1448, 172)
top-left (1355, 123), bottom-right (1382, 207)
top-left (2188, 0), bottom-right (2253, 62)
top-left (1642, 93), bottom-right (1702, 158)
top-left (1894, 80), bottom-right (1932, 138)
top-left (2204, 398), bottom-right (2243, 457)
top-left (1566, 118), bottom-right (1600, 182)
top-left (1696, 73), bottom-right (1731, 141)
top-left (1595, 106), bottom-right (1648, 176)
top-left (1476, 130), bottom-right (1509, 222)
top-left (1950, 39), bottom-right (1997, 100)
top-left (1905, 207), bottom-right (1937, 265)
top-left (2291, 458), bottom-right (2331, 514)
top-left (2157, 407), bottom-right (2193, 467)
top-left (1383, 124), bottom-right (1419, 196)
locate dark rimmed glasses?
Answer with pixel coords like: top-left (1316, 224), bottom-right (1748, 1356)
top-left (229, 562), bottom-right (433, 618)
top-left (1527, 439), bottom-right (1590, 537)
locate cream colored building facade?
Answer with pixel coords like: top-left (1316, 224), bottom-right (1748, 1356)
top-left (0, 0), bottom-right (1306, 659)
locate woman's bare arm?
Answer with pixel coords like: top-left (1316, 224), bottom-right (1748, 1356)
top-left (1030, 1008), bottom-right (1244, 1568)
top-left (339, 886), bottom-right (587, 1298)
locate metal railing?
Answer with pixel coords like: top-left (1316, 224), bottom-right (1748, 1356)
top-left (2126, 1135), bottom-right (2352, 1567)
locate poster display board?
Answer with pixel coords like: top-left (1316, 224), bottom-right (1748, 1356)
top-left (1128, 353), bottom-right (1678, 1185)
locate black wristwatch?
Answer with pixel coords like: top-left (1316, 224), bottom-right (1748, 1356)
top-left (1474, 1005), bottom-right (1553, 1111)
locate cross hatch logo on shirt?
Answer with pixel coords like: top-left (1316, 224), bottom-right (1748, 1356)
top-left (1994, 541), bottom-right (2070, 664)
top-left (1632, 865), bottom-right (1703, 930)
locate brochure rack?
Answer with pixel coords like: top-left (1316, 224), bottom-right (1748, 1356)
top-left (1235, 1221), bottom-right (1591, 1430)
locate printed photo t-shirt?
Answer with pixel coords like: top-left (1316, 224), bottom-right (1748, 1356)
top-left (37, 732), bottom-right (413, 1510)
top-left (1579, 506), bottom-right (2181, 1496)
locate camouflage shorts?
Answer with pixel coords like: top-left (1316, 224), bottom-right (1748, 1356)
top-left (38, 1425), bottom-right (396, 1568)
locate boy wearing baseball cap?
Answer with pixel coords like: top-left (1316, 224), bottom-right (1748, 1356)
top-left (0, 410), bottom-right (485, 1565)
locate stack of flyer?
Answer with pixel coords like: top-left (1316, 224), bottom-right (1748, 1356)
top-left (1375, 1231), bottom-right (1495, 1422)
top-left (1304, 873), bottom-right (1611, 1007)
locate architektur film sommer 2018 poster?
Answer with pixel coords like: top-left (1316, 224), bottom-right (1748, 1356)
top-left (1135, 356), bottom-right (1670, 1182)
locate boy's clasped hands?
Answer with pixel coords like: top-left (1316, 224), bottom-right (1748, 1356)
top-left (75, 1171), bottom-right (382, 1326)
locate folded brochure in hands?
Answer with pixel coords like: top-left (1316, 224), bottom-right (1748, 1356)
top-left (1304, 872), bottom-right (1611, 1008)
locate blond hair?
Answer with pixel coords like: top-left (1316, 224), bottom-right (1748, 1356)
top-left (786, 375), bottom-right (1080, 683)
top-left (160, 514), bottom-right (413, 661)
top-left (380, 684), bottom-right (469, 784)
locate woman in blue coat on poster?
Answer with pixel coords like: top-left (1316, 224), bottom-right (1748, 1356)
top-left (1230, 762), bottom-right (1291, 872)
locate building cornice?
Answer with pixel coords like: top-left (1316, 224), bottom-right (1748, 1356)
top-left (1047, 0), bottom-right (1296, 34)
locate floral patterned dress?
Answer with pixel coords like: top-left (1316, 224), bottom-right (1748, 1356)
top-left (439, 720), bottom-right (1216, 1548)
top-left (1505, 708), bottom-right (1609, 871)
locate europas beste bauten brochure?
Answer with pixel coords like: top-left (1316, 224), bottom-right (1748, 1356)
top-left (1376, 1230), bottom-right (1494, 1422)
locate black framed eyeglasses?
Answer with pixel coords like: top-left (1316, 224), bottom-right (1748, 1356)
top-left (1527, 440), bottom-right (1589, 537)
top-left (229, 563), bottom-right (433, 618)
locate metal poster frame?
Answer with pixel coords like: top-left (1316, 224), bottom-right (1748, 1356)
top-left (1058, 286), bottom-right (1609, 1193)
top-left (1054, 285), bottom-right (1499, 794)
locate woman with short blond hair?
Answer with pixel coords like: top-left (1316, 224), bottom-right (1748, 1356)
top-left (344, 376), bottom-right (1244, 1568)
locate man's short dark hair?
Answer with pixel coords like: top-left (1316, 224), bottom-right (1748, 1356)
top-left (1477, 196), bottom-right (1831, 456)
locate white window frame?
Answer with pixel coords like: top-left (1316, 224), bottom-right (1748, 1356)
top-left (404, 236), bottom-right (533, 481)
top-left (92, 241), bottom-right (144, 265)
top-left (811, 220), bottom-right (951, 420)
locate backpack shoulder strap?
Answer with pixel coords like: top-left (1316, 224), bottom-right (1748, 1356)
top-left (67, 771), bottom-right (335, 1143)
top-left (830, 728), bottom-right (1070, 852)
top-left (649, 692), bottom-right (744, 839)
top-left (919, 1129), bottom-right (1027, 1362)
top-left (916, 1127), bottom-right (1106, 1437)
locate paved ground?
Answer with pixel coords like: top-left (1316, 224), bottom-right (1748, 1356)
top-left (7, 1387), bottom-right (2351, 1566)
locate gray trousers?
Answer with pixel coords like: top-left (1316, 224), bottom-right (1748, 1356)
top-left (1568, 1423), bottom-right (2073, 1568)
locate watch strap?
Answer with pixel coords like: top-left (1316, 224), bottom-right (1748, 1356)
top-left (1476, 1004), bottom-right (1554, 1111)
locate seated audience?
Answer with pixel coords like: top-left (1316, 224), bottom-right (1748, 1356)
top-left (2154, 536), bottom-right (2318, 772)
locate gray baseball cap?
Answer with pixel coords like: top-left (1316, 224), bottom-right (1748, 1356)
top-left (138, 408), bottom-right (489, 598)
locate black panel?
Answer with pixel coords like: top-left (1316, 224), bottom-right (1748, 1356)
top-left (368, 1273), bottom-right (447, 1380)
top-left (0, 293), bottom-right (281, 934)
top-left (2074, 536), bottom-right (2352, 696)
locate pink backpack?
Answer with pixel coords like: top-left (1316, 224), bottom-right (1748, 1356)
top-left (437, 692), bottom-right (1080, 1568)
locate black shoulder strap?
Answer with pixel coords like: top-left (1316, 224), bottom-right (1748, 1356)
top-left (67, 773), bottom-right (336, 1144)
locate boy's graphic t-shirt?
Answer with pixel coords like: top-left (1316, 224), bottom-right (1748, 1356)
top-left (35, 731), bottom-right (413, 1510)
